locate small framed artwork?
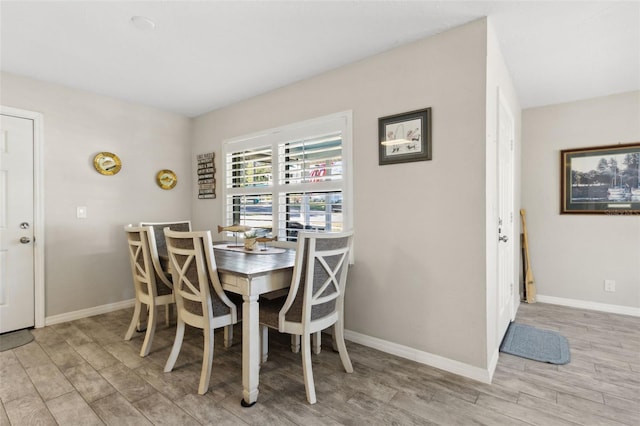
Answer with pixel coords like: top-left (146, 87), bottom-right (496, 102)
top-left (378, 108), bottom-right (432, 165)
top-left (561, 142), bottom-right (640, 214)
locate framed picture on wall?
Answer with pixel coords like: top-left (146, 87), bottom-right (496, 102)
top-left (560, 142), bottom-right (640, 214)
top-left (378, 108), bottom-right (432, 165)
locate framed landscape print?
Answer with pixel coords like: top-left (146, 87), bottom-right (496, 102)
top-left (561, 142), bottom-right (640, 214)
top-left (378, 108), bottom-right (432, 165)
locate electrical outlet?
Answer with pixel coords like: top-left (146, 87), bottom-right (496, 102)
top-left (604, 280), bottom-right (616, 292)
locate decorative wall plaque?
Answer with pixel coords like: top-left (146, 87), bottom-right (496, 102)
top-left (197, 152), bottom-right (216, 199)
top-left (156, 169), bottom-right (177, 190)
top-left (93, 152), bottom-right (122, 175)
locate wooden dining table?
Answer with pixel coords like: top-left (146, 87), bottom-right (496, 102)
top-left (162, 243), bottom-right (296, 406)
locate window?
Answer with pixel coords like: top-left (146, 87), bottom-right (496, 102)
top-left (222, 111), bottom-right (352, 244)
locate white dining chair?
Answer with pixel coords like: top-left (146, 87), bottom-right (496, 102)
top-left (163, 228), bottom-right (240, 395)
top-left (124, 225), bottom-right (175, 357)
top-left (259, 230), bottom-right (354, 404)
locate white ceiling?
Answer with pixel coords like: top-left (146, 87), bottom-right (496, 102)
top-left (1, 1), bottom-right (638, 117)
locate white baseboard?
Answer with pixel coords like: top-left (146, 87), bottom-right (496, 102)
top-left (536, 294), bottom-right (640, 317)
top-left (45, 299), bottom-right (136, 326)
top-left (344, 329), bottom-right (492, 384)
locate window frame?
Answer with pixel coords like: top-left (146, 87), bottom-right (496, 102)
top-left (221, 111), bottom-right (353, 247)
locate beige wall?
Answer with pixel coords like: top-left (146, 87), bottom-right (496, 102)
top-left (192, 20), bottom-right (492, 369)
top-left (0, 72), bottom-right (192, 317)
top-left (522, 91), bottom-right (640, 310)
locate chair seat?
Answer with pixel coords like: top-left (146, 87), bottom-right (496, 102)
top-left (182, 291), bottom-right (235, 317)
top-left (227, 293), bottom-right (244, 316)
top-left (258, 297), bottom-right (284, 329)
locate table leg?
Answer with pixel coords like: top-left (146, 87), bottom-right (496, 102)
top-left (241, 294), bottom-right (259, 407)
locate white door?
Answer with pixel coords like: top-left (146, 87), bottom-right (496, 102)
top-left (0, 113), bottom-right (35, 333)
top-left (497, 93), bottom-right (515, 340)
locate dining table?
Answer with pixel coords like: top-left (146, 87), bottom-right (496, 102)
top-left (161, 243), bottom-right (296, 407)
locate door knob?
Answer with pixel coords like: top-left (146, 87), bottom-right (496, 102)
top-left (20, 237), bottom-right (31, 244)
top-left (499, 235), bottom-right (508, 243)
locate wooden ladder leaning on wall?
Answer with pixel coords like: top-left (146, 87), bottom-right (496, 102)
top-left (520, 209), bottom-right (536, 303)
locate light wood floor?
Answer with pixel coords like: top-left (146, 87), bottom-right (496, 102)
top-left (1, 302), bottom-right (638, 425)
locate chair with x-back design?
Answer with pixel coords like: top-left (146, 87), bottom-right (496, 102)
top-left (124, 225), bottom-right (175, 357)
top-left (259, 230), bottom-right (354, 404)
top-left (163, 228), bottom-right (240, 395)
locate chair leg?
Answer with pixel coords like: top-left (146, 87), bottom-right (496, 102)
top-left (260, 325), bottom-right (269, 364)
top-left (290, 334), bottom-right (300, 353)
top-left (312, 331), bottom-right (321, 355)
top-left (125, 299), bottom-right (142, 341)
top-left (164, 318), bottom-right (185, 373)
top-left (198, 328), bottom-right (214, 395)
top-left (301, 333), bottom-right (317, 404)
top-left (224, 325), bottom-right (233, 349)
top-left (140, 303), bottom-right (157, 357)
top-left (331, 325), bottom-right (338, 352)
top-left (164, 303), bottom-right (171, 326)
top-left (334, 317), bottom-right (353, 373)
top-left (137, 304), bottom-right (149, 332)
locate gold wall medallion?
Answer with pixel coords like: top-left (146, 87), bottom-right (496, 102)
top-left (157, 169), bottom-right (177, 190)
top-left (93, 152), bottom-right (122, 175)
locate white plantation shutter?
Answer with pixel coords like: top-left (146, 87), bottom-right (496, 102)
top-left (278, 133), bottom-right (342, 185)
top-left (222, 112), bottom-right (352, 244)
top-left (226, 146), bottom-right (272, 189)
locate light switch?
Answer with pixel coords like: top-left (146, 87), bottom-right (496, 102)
top-left (604, 280), bottom-right (616, 292)
top-left (76, 206), bottom-right (87, 219)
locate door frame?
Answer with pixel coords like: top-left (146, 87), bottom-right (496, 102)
top-left (1, 105), bottom-right (45, 328)
top-left (497, 90), bottom-right (516, 327)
